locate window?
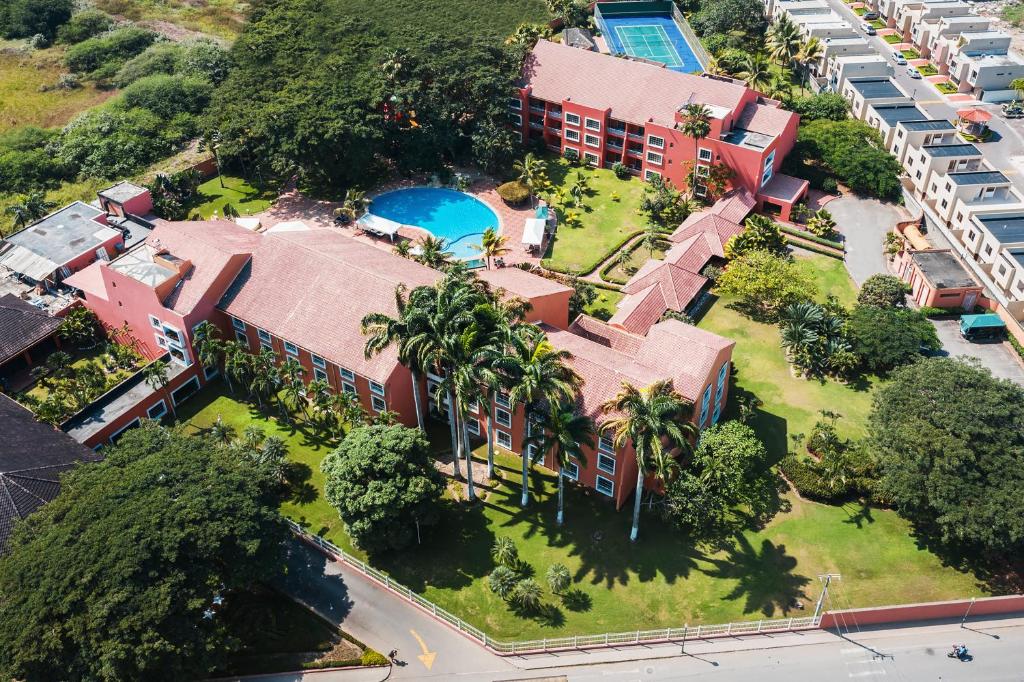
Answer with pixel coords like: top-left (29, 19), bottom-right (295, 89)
top-left (260, 342), bottom-right (272, 353)
top-left (596, 475), bottom-right (615, 497)
top-left (509, 113), bottom-right (522, 125)
top-left (509, 98), bottom-right (522, 110)
top-left (369, 380), bottom-right (385, 396)
top-left (280, 341), bottom-right (297, 356)
top-left (313, 367), bottom-right (328, 382)
top-left (148, 314), bottom-right (161, 330)
top-left (760, 150), bottom-right (776, 188)
top-left (496, 408), bottom-right (512, 428)
top-left (646, 151), bottom-right (663, 165)
top-left (562, 461), bottom-right (579, 480)
top-left (255, 328), bottom-right (270, 343)
top-left (371, 395), bottom-right (386, 412)
top-left (584, 133), bottom-right (600, 147)
top-left (584, 151), bottom-right (599, 166)
top-left (235, 329), bottom-right (248, 345)
top-left (698, 147), bottom-right (712, 162)
top-left (467, 418), bottom-right (480, 435)
top-left (564, 147), bottom-right (579, 160)
top-left (585, 117), bottom-right (601, 131)
top-left (647, 134), bottom-right (665, 149)
top-left (644, 169), bottom-right (661, 181)
top-left (565, 128), bottom-right (580, 142)
top-left (967, 230), bottom-right (976, 241)
top-left (955, 213), bottom-right (963, 224)
top-left (565, 112), bottom-right (581, 126)
top-left (496, 430), bottom-right (512, 449)
top-left (342, 382), bottom-right (357, 395)
top-left (109, 417), bottom-right (142, 445)
top-left (985, 245), bottom-right (993, 256)
top-left (171, 376), bottom-right (201, 406)
top-left (716, 361), bottom-right (729, 387)
top-left (998, 264), bottom-right (1006, 275)
top-left (231, 317), bottom-right (246, 331)
top-left (699, 384), bottom-right (713, 425)
top-left (311, 354), bottom-right (326, 369)
top-left (712, 402), bottom-right (722, 425)
top-left (203, 364), bottom-right (219, 380)
top-left (496, 392), bottom-right (510, 408)
top-left (599, 434), bottom-right (615, 453)
top-left (695, 164), bottom-right (709, 178)
top-left (597, 453), bottom-right (616, 475)
top-left (147, 400), bottom-right (167, 420)
top-left (155, 334), bottom-right (169, 350)
top-left (339, 366), bottom-right (355, 380)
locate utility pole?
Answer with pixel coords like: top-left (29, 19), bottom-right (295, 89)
top-left (814, 574), bottom-right (842, 622)
top-left (961, 597), bottom-right (976, 628)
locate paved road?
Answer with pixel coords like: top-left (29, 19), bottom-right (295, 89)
top-left (827, 194), bottom-right (906, 286)
top-left (928, 319), bottom-right (1024, 385)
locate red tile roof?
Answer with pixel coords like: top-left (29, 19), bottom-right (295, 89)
top-left (757, 173), bottom-right (810, 203)
top-left (664, 233), bottom-right (715, 272)
top-left (0, 294), bottom-right (63, 364)
top-left (707, 187), bottom-right (756, 225)
top-left (612, 262), bottom-right (707, 334)
top-left (476, 267), bottom-right (571, 299)
top-left (219, 229), bottom-right (440, 382)
top-left (735, 101), bottom-right (797, 136)
top-left (522, 40), bottom-right (749, 127)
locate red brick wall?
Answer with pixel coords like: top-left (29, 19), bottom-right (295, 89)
top-left (819, 595), bottom-right (1024, 629)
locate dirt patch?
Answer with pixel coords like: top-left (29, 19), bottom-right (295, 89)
top-left (134, 19), bottom-right (219, 43)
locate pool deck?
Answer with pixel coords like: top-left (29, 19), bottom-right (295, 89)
top-left (252, 175), bottom-right (541, 267)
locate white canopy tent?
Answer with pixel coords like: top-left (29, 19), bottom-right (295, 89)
top-left (357, 213), bottom-right (403, 241)
top-left (522, 218), bottom-right (545, 247)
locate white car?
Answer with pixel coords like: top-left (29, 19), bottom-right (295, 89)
top-left (907, 66), bottom-right (922, 79)
top-left (893, 53), bottom-right (907, 66)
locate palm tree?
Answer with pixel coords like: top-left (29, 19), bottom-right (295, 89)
top-left (4, 191), bottom-right (56, 234)
top-left (191, 321), bottom-right (223, 377)
top-left (393, 239), bottom-right (413, 259)
top-left (442, 330), bottom-right (496, 502)
top-left (680, 103), bottom-right (712, 198)
top-left (599, 380), bottom-right (697, 542)
top-left (143, 359), bottom-right (175, 418)
top-left (416, 235), bottom-right (453, 270)
top-left (736, 53), bottom-right (773, 93)
top-left (640, 223), bottom-right (663, 259)
top-left (1010, 77), bottom-right (1024, 102)
top-left (513, 153), bottom-right (547, 205)
top-left (471, 227), bottom-right (510, 269)
top-left (797, 37), bottom-right (824, 83)
top-left (343, 189), bottom-right (367, 219)
top-left (279, 357), bottom-right (307, 420)
top-left (495, 326), bottom-right (581, 507)
top-left (248, 347), bottom-right (279, 409)
top-left (766, 16), bottom-right (802, 67)
top-left (363, 284), bottom-right (428, 431)
top-left (222, 341), bottom-right (248, 394)
top-left (209, 416), bottom-right (236, 444)
top-left (524, 402), bottom-right (595, 525)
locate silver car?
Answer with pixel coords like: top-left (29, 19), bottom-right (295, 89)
top-left (907, 66), bottom-right (922, 79)
top-left (893, 53), bottom-right (907, 66)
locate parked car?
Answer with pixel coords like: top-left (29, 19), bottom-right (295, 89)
top-left (907, 66), bottom-right (922, 79)
top-left (862, 22), bottom-right (877, 35)
top-left (1002, 101), bottom-right (1024, 118)
top-left (864, 10), bottom-right (880, 19)
top-left (893, 53), bottom-right (907, 65)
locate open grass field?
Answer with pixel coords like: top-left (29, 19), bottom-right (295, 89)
top-left (584, 288), bottom-right (625, 320)
top-left (177, 367), bottom-right (983, 641)
top-left (187, 175), bottom-right (276, 219)
top-left (542, 159), bottom-right (649, 274)
top-left (0, 44), bottom-right (116, 133)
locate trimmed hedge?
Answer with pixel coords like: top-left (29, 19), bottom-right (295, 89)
top-left (299, 648), bottom-right (389, 670)
top-left (496, 180), bottom-right (530, 204)
top-left (542, 229), bottom-right (643, 276)
top-left (779, 223), bottom-right (844, 250)
top-left (784, 237), bottom-right (844, 259)
top-left (779, 455), bottom-right (840, 503)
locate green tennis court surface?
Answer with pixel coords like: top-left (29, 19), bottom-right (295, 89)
top-left (613, 24), bottom-right (683, 67)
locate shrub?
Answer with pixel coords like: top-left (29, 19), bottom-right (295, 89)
top-left (57, 9), bottom-right (114, 44)
top-left (611, 161), bottom-right (630, 179)
top-left (360, 650), bottom-right (390, 666)
top-left (821, 177), bottom-right (838, 193)
top-left (55, 107), bottom-right (179, 179)
top-left (491, 536), bottom-right (519, 568)
top-left (488, 565), bottom-right (519, 598)
top-left (778, 223), bottom-right (844, 250)
top-left (546, 563), bottom-right (571, 594)
top-left (176, 38), bottom-right (232, 85)
top-left (779, 455), bottom-right (841, 502)
top-left (114, 43), bottom-right (182, 87)
top-left (121, 74), bottom-right (213, 118)
top-left (496, 180), bottom-right (530, 204)
top-left (65, 27), bottom-right (158, 76)
top-left (512, 578), bottom-right (543, 609)
top-left (857, 274), bottom-right (909, 308)
top-left (1, 0), bottom-right (73, 39)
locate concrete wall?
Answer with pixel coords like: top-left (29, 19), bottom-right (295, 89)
top-left (819, 595), bottom-right (1024, 629)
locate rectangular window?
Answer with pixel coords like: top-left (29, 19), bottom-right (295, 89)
top-left (467, 400), bottom-right (479, 414)
top-left (369, 381), bottom-right (385, 396)
top-left (313, 367), bottom-right (328, 382)
top-left (699, 384), bottom-right (713, 425)
top-left (646, 151), bottom-right (663, 165)
top-left (147, 400), bottom-right (167, 420)
top-left (496, 392), bottom-right (511, 408)
top-left (148, 314), bottom-right (161, 330)
top-left (260, 342), bottom-right (272, 353)
top-left (565, 112), bottom-right (581, 126)
top-left (342, 382), bottom-right (357, 395)
top-left (584, 152), bottom-right (599, 166)
top-left (203, 364), bottom-right (219, 380)
top-left (599, 434), bottom-right (615, 453)
top-left (584, 133), bottom-right (600, 147)
top-left (647, 134), bottom-right (665, 149)
top-left (695, 164), bottom-right (710, 177)
top-left (497, 430), bottom-right (512, 449)
top-left (371, 395), bottom-right (386, 412)
top-left (562, 461), bottom-right (579, 480)
top-left (235, 329), bottom-right (248, 345)
top-left (509, 113), bottom-right (522, 125)
top-left (564, 147), bottom-right (580, 160)
top-left (109, 417), bottom-right (142, 445)
top-left (496, 408), bottom-right (512, 428)
top-left (171, 376), bottom-right (201, 406)
top-left (509, 98), bottom-right (522, 110)
top-left (597, 453), bottom-right (616, 475)
top-left (698, 147), bottom-right (713, 162)
top-left (231, 317), bottom-right (246, 331)
top-left (257, 328), bottom-right (271, 343)
top-left (565, 128), bottom-right (580, 142)
top-left (339, 366), bottom-right (355, 380)
top-left (596, 475), bottom-right (615, 497)
top-left (644, 169), bottom-right (661, 181)
top-left (310, 354), bottom-right (326, 369)
top-left (716, 362), bottom-right (729, 387)
top-left (467, 418), bottom-right (480, 435)
top-left (156, 334), bottom-right (169, 350)
top-left (283, 341), bottom-right (298, 356)
top-left (712, 402), bottom-right (722, 425)
top-left (585, 117), bottom-right (601, 131)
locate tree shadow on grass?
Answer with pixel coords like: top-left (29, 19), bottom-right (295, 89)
top-left (285, 462), bottom-right (319, 505)
top-left (700, 534), bottom-right (811, 617)
top-left (561, 588), bottom-right (592, 612)
top-left (841, 500), bottom-right (875, 529)
top-left (904, 521), bottom-right (1024, 595)
top-left (509, 600), bottom-right (566, 629)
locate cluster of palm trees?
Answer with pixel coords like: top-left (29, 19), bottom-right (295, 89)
top-left (707, 17), bottom-right (823, 100)
top-left (778, 301), bottom-right (858, 378)
top-left (362, 268), bottom-right (702, 541)
top-left (393, 227), bottom-right (509, 270)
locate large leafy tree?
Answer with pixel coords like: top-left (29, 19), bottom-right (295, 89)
top-left (857, 274), bottom-right (909, 308)
top-left (0, 423), bottom-right (287, 682)
top-left (1, 0), bottom-right (72, 39)
top-left (321, 424), bottom-right (445, 553)
top-left (715, 251), bottom-right (817, 321)
top-left (870, 358), bottom-right (1024, 560)
top-left (690, 0), bottom-right (767, 40)
top-left (847, 304), bottom-right (939, 372)
top-left (786, 119), bottom-right (903, 200)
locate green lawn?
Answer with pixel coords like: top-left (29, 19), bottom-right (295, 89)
top-left (187, 176), bottom-right (276, 220)
top-left (176, 369), bottom-right (984, 640)
top-left (602, 238), bottom-right (669, 284)
top-left (883, 34), bottom-right (902, 44)
top-left (584, 288), bottom-right (624, 321)
top-left (541, 159), bottom-right (649, 274)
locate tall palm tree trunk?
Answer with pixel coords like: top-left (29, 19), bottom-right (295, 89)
top-left (629, 469), bottom-right (644, 542)
top-left (462, 415), bottom-right (476, 501)
top-left (556, 465), bottom-right (565, 525)
top-left (520, 409), bottom-right (531, 508)
top-left (410, 369), bottom-right (425, 431)
top-left (486, 391), bottom-right (496, 479)
top-left (446, 388), bottom-right (462, 479)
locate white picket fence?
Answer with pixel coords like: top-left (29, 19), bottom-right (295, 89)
top-left (287, 520), bottom-right (820, 655)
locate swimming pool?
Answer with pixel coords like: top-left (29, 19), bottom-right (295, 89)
top-left (366, 187), bottom-right (500, 260)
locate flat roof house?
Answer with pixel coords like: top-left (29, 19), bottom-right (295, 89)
top-left (514, 40), bottom-right (806, 219)
top-left (902, 141), bottom-right (984, 198)
top-left (842, 78), bottom-right (912, 121)
top-left (931, 169), bottom-right (1024, 228)
top-left (891, 118), bottom-right (956, 165)
top-left (950, 53), bottom-right (1024, 103)
top-left (864, 104), bottom-right (927, 150)
top-left (895, 248), bottom-right (983, 308)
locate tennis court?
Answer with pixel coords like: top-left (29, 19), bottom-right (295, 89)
top-left (613, 24), bottom-right (683, 67)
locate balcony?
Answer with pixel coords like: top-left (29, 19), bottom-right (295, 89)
top-left (546, 124), bottom-right (562, 134)
top-left (627, 132), bottom-right (644, 141)
top-left (547, 110), bottom-right (562, 120)
top-left (606, 140), bottom-right (623, 151)
top-left (529, 104), bottom-right (546, 114)
top-left (607, 125), bottom-right (626, 137)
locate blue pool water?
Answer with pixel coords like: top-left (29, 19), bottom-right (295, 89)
top-left (598, 13), bottom-right (704, 74)
top-left (367, 188), bottom-right (499, 260)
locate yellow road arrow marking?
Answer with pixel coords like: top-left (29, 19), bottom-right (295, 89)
top-left (410, 629), bottom-right (437, 670)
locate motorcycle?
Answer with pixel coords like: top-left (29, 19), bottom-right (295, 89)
top-left (947, 644), bottom-right (971, 661)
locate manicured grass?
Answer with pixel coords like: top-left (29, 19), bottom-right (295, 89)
top-left (177, 374), bottom-right (984, 641)
top-left (869, 19), bottom-right (885, 29)
top-left (0, 43), bottom-right (116, 134)
top-left (936, 81), bottom-right (958, 94)
top-left (901, 48), bottom-right (921, 59)
top-left (602, 238), bottom-right (669, 284)
top-left (883, 34), bottom-right (902, 44)
top-left (919, 63), bottom-right (938, 76)
top-left (583, 288), bottom-right (624, 320)
top-left (541, 159), bottom-right (649, 274)
top-left (187, 176), bottom-right (276, 220)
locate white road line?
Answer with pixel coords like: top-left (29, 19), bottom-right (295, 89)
top-left (848, 670), bottom-right (886, 678)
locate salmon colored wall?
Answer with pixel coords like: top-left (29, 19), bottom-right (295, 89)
top-left (524, 290), bottom-right (572, 330)
top-left (819, 595), bottom-right (1024, 629)
top-left (60, 231), bottom-right (124, 278)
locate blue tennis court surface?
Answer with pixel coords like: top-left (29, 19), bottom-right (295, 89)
top-left (600, 14), bottom-right (703, 74)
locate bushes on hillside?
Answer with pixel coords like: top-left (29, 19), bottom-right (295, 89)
top-left (121, 74), bottom-right (213, 118)
top-left (56, 9), bottom-right (114, 44)
top-left (1, 0), bottom-right (73, 39)
top-left (0, 127), bottom-right (71, 194)
top-left (114, 39), bottom-right (232, 87)
top-left (64, 26), bottom-right (158, 79)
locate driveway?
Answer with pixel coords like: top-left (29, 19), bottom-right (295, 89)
top-left (928, 319), bottom-right (1024, 386)
top-left (825, 194), bottom-right (906, 285)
